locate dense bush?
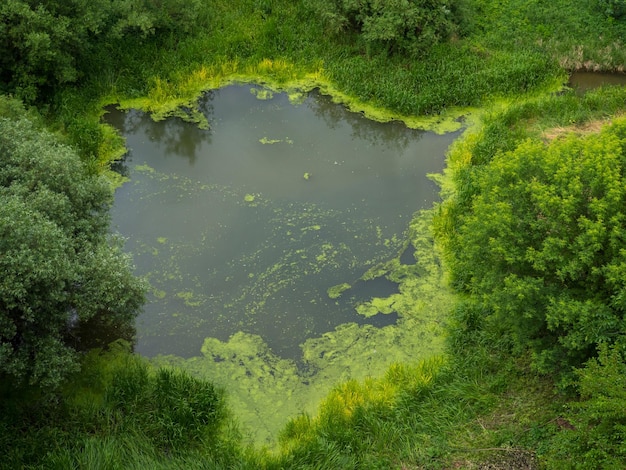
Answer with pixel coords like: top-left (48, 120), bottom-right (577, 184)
top-left (306, 0), bottom-right (461, 57)
top-left (598, 0), bottom-right (626, 18)
top-left (447, 119), bottom-right (626, 375)
top-left (0, 0), bottom-right (209, 102)
top-left (544, 344), bottom-right (626, 468)
top-left (0, 97), bottom-right (144, 390)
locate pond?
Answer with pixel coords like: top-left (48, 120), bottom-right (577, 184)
top-left (107, 84), bottom-right (458, 442)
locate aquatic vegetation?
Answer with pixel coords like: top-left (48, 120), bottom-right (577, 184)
top-left (150, 205), bottom-right (452, 445)
top-left (259, 136), bottom-right (293, 144)
top-left (327, 283), bottom-right (351, 299)
top-left (250, 88), bottom-right (274, 100)
top-left (259, 137), bottom-right (282, 144)
top-left (107, 85), bottom-right (458, 443)
top-left (355, 295), bottom-right (399, 317)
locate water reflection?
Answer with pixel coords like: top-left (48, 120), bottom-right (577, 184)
top-left (105, 91), bottom-right (215, 165)
top-left (305, 89), bottom-right (419, 152)
top-left (109, 85), bottom-right (458, 360)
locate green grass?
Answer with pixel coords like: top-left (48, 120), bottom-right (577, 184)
top-left (4, 1), bottom-right (626, 468)
top-left (43, 0), bottom-right (625, 171)
top-left (0, 343), bottom-right (244, 469)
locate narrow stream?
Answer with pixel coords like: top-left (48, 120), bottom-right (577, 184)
top-left (568, 71), bottom-right (626, 93)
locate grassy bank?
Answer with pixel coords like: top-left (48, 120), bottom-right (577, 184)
top-left (45, 0), bottom-right (626, 173)
top-left (3, 0), bottom-right (626, 468)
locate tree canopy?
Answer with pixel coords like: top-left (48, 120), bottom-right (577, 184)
top-left (0, 98), bottom-right (144, 389)
top-left (306, 0), bottom-right (461, 57)
top-left (0, 0), bottom-right (208, 102)
top-left (446, 118), bottom-right (626, 375)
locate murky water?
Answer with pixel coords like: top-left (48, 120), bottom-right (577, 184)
top-left (108, 85), bottom-right (458, 361)
top-left (568, 71), bottom-right (626, 93)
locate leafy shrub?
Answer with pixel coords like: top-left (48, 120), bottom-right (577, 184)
top-left (0, 98), bottom-right (144, 390)
top-left (306, 0), bottom-right (461, 57)
top-left (598, 0), bottom-right (626, 18)
top-left (444, 116), bottom-right (626, 376)
top-left (544, 344), bottom-right (626, 469)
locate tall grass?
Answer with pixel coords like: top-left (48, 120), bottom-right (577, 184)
top-left (271, 347), bottom-right (561, 469)
top-left (0, 344), bottom-right (244, 469)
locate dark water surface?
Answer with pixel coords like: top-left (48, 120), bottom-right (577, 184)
top-left (568, 71), bottom-right (626, 93)
top-left (108, 85), bottom-right (458, 360)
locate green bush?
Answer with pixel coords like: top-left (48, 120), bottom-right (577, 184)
top-left (306, 0), bottom-right (461, 57)
top-left (598, 0), bottom-right (626, 18)
top-left (544, 344), bottom-right (626, 469)
top-left (0, 97), bottom-right (145, 390)
top-left (442, 114), bottom-right (626, 377)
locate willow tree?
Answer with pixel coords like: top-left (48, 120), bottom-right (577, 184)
top-left (0, 100), bottom-right (144, 390)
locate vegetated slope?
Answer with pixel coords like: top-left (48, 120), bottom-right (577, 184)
top-left (435, 85), bottom-right (626, 469)
top-left (2, 0), bottom-right (626, 468)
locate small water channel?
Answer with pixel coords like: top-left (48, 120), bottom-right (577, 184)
top-left (568, 71), bottom-right (626, 93)
top-left (108, 85), bottom-right (458, 362)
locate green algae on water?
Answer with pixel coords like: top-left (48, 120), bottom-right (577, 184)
top-left (112, 86), bottom-right (458, 446)
top-left (327, 283), bottom-right (351, 299)
top-left (151, 209), bottom-right (453, 446)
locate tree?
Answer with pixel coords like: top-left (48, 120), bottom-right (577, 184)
top-left (0, 0), bottom-right (208, 102)
top-left (306, 0), bottom-right (460, 57)
top-left (447, 119), bottom-right (626, 375)
top-left (0, 99), bottom-right (144, 390)
top-left (598, 0), bottom-right (626, 19)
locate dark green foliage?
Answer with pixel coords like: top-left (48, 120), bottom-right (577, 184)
top-left (0, 0), bottom-right (209, 102)
top-left (447, 118), bottom-right (626, 375)
top-left (306, 0), bottom-right (461, 57)
top-left (0, 98), bottom-right (145, 390)
top-left (598, 0), bottom-right (626, 18)
top-left (0, 347), bottom-right (238, 468)
top-left (544, 344), bottom-right (626, 468)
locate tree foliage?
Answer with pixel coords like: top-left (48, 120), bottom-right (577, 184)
top-left (0, 0), bottom-right (208, 102)
top-left (544, 344), bottom-right (626, 468)
top-left (446, 119), bottom-right (626, 375)
top-left (598, 0), bottom-right (626, 19)
top-left (306, 0), bottom-right (460, 57)
top-left (0, 98), bottom-right (144, 389)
